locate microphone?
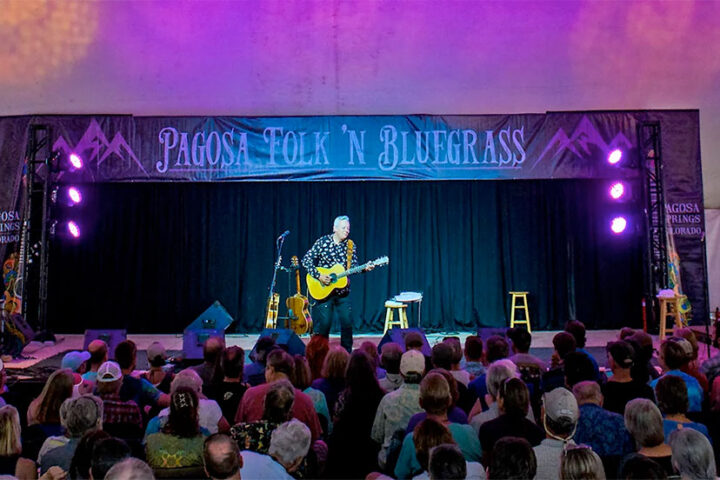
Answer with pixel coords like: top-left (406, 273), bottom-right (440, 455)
top-left (277, 230), bottom-right (290, 241)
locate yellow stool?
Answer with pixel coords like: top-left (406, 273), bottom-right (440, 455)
top-left (509, 291), bottom-right (531, 332)
top-left (383, 300), bottom-right (409, 334)
top-left (658, 294), bottom-right (687, 341)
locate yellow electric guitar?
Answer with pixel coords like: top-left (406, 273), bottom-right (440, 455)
top-left (306, 256), bottom-right (389, 300)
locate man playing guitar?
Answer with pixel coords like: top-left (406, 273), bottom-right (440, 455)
top-left (302, 216), bottom-right (373, 352)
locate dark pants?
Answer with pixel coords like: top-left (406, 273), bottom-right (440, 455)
top-left (312, 293), bottom-right (354, 352)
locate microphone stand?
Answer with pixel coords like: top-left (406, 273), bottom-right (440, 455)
top-left (266, 233), bottom-right (287, 328)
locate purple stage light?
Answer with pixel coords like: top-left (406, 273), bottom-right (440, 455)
top-left (67, 187), bottom-right (82, 205)
top-left (610, 216), bottom-right (627, 234)
top-left (607, 149), bottom-right (623, 165)
top-left (69, 153), bottom-right (83, 169)
top-left (609, 182), bottom-right (625, 200)
top-left (67, 221), bottom-right (80, 238)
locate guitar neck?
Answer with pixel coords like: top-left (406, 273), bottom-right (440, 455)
top-left (336, 262), bottom-right (369, 279)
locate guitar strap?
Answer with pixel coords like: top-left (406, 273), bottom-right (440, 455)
top-left (346, 240), bottom-right (354, 270)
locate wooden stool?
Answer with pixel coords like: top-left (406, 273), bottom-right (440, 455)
top-left (658, 294), bottom-right (687, 340)
top-left (383, 300), bottom-right (409, 334)
top-left (509, 291), bottom-right (531, 332)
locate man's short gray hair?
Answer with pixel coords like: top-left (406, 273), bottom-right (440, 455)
top-left (60, 395), bottom-right (103, 438)
top-left (171, 369), bottom-right (203, 394)
top-left (104, 457), bottom-right (156, 480)
top-left (268, 419), bottom-right (311, 467)
top-left (333, 215), bottom-right (350, 228)
top-left (669, 428), bottom-right (717, 480)
top-left (486, 359), bottom-right (518, 399)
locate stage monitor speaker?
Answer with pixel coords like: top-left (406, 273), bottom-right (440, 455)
top-left (254, 328), bottom-right (306, 357)
top-left (83, 329), bottom-right (127, 356)
top-left (377, 328), bottom-right (432, 357)
top-left (183, 328), bottom-right (225, 360)
top-left (184, 301), bottom-right (234, 333)
top-left (477, 327), bottom-right (508, 342)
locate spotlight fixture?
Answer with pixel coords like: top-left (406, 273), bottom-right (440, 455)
top-left (609, 182), bottom-right (626, 200)
top-left (607, 149), bottom-right (623, 165)
top-left (610, 216), bottom-right (627, 234)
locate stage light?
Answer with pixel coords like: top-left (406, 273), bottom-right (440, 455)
top-left (69, 153), bottom-right (83, 170)
top-left (67, 187), bottom-right (82, 205)
top-left (67, 221), bottom-right (80, 238)
top-left (610, 216), bottom-right (627, 234)
top-left (609, 182), bottom-right (625, 200)
top-left (607, 149), bottom-right (623, 165)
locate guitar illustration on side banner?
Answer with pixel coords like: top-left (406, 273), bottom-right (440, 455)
top-left (307, 256), bottom-right (389, 301)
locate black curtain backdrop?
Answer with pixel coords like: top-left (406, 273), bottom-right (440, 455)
top-left (46, 180), bottom-right (643, 334)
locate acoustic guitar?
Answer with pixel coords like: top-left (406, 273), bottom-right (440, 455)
top-left (286, 256), bottom-right (312, 334)
top-left (264, 292), bottom-right (280, 329)
top-left (306, 256), bottom-right (389, 300)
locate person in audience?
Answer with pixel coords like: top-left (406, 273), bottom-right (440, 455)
top-left (104, 457), bottom-right (156, 480)
top-left (506, 327), bottom-right (546, 372)
top-left (622, 398), bottom-right (675, 477)
top-left (543, 331), bottom-right (577, 393)
top-left (292, 355), bottom-right (330, 434)
top-left (412, 420), bottom-right (485, 480)
top-left (305, 334), bottom-right (330, 382)
top-left (668, 428), bottom-right (717, 480)
top-left (244, 336), bottom-right (276, 386)
top-left (326, 350), bottom-right (385, 479)
top-left (462, 335), bottom-right (485, 379)
top-left (82, 340), bottom-right (108, 383)
top-left (626, 331), bottom-right (660, 384)
top-left (469, 359), bottom-right (533, 432)
top-left (533, 387), bottom-right (580, 480)
top-left (378, 342), bottom-right (404, 392)
top-left (372, 349), bottom-right (425, 471)
top-left (310, 345), bottom-right (350, 415)
top-left (240, 420), bottom-right (310, 480)
top-left (602, 340), bottom-right (655, 415)
top-left (61, 350), bottom-right (91, 375)
top-left (191, 336), bottom-right (226, 389)
top-left (564, 320), bottom-right (601, 380)
top-left (406, 368), bottom-right (469, 435)
top-left (442, 337), bottom-right (470, 387)
top-left (468, 335), bottom-right (510, 408)
top-left (95, 361), bottom-right (143, 436)
top-left (564, 351), bottom-right (598, 388)
top-left (230, 379), bottom-right (294, 453)
top-left (486, 436), bottom-right (536, 480)
top-left (571, 381), bottom-right (634, 475)
top-left (619, 453), bottom-right (669, 479)
top-left (114, 340), bottom-right (170, 411)
top-left (38, 395), bottom-right (103, 474)
top-left (427, 443), bottom-right (468, 480)
top-left (394, 372), bottom-right (481, 479)
top-left (0, 359), bottom-right (9, 407)
top-left (405, 331), bottom-right (433, 373)
top-left (147, 368), bottom-right (229, 435)
top-left (205, 346), bottom-right (248, 423)
top-left (651, 337), bottom-right (703, 413)
top-left (432, 343), bottom-right (476, 413)
top-left (480, 377), bottom-right (543, 465)
top-left (236, 349), bottom-right (322, 441)
top-left (655, 374), bottom-right (711, 443)
top-left (27, 368), bottom-right (74, 427)
top-left (674, 327), bottom-right (709, 393)
top-left (204, 433), bottom-right (241, 480)
top-left (560, 444), bottom-right (606, 480)
top-left (145, 387), bottom-right (207, 472)
top-left (69, 429), bottom-right (111, 479)
top-left (360, 340), bottom-right (386, 379)
top-left (0, 405), bottom-right (35, 477)
top-left (91, 437), bottom-right (131, 480)
top-left (619, 327), bottom-right (636, 340)
top-left (140, 341), bottom-right (174, 393)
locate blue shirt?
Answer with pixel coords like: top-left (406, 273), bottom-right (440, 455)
top-left (650, 371), bottom-right (703, 412)
top-left (574, 404), bottom-right (634, 457)
top-left (663, 418), bottom-right (712, 444)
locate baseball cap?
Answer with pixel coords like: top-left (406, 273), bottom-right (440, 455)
top-left (543, 387), bottom-right (579, 423)
top-left (96, 361), bottom-right (122, 383)
top-left (607, 340), bottom-right (635, 368)
top-left (61, 351), bottom-right (91, 372)
top-left (400, 349), bottom-right (425, 376)
top-left (147, 342), bottom-right (167, 364)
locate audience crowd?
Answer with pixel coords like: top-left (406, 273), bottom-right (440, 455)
top-left (0, 320), bottom-right (719, 479)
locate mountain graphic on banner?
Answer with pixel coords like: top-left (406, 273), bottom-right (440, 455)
top-left (53, 119), bottom-right (148, 179)
top-left (532, 115), bottom-right (633, 171)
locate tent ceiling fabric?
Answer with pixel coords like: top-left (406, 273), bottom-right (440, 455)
top-left (0, 0), bottom-right (718, 207)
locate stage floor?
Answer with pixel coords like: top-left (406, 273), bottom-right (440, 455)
top-left (5, 328), bottom-right (717, 375)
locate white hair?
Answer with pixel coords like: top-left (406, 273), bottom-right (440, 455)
top-left (669, 428), bottom-right (717, 480)
top-left (60, 395), bottom-right (103, 437)
top-left (104, 457), bottom-right (156, 480)
top-left (268, 419), bottom-right (311, 467)
top-left (485, 359), bottom-right (519, 399)
top-left (170, 369), bottom-right (203, 394)
top-left (333, 215), bottom-right (350, 228)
